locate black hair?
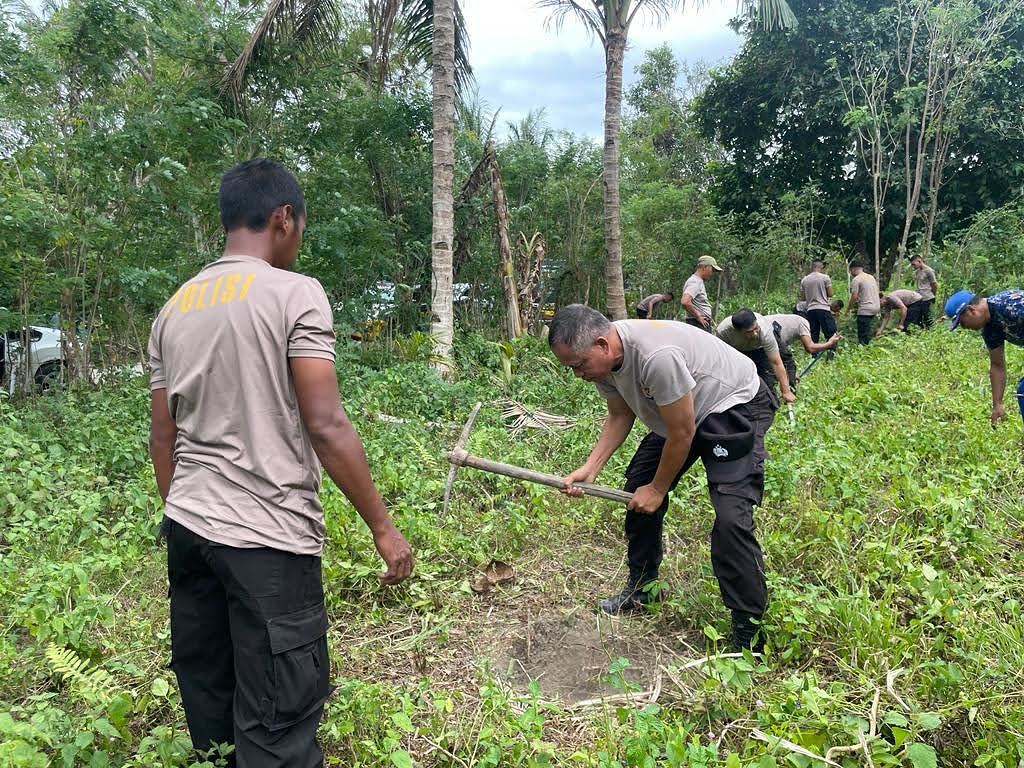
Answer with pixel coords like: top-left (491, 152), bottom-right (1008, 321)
top-left (831, 299), bottom-right (845, 310)
top-left (548, 304), bottom-right (611, 352)
top-left (849, 260), bottom-right (864, 270)
top-left (811, 259), bottom-right (825, 269)
top-left (968, 294), bottom-right (985, 307)
top-left (219, 158), bottom-right (306, 232)
top-left (664, 291), bottom-right (675, 300)
top-left (731, 308), bottom-right (757, 331)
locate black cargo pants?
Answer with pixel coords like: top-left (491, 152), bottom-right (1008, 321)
top-left (905, 301), bottom-right (927, 329)
top-left (621, 384), bottom-right (776, 615)
top-left (856, 314), bottom-right (875, 345)
top-left (165, 519), bottom-right (332, 768)
top-left (806, 308), bottom-right (837, 343)
top-left (918, 299), bottom-right (934, 328)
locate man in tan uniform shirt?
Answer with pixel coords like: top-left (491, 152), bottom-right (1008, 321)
top-left (149, 159), bottom-right (413, 766)
top-left (798, 259), bottom-right (835, 343)
top-left (549, 306), bottom-right (777, 651)
top-left (910, 255), bottom-right (938, 327)
top-left (680, 256), bottom-right (722, 330)
top-left (877, 289), bottom-right (925, 335)
top-left (845, 261), bottom-right (881, 344)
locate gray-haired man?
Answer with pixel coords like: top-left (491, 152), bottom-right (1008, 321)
top-left (548, 305), bottom-right (777, 651)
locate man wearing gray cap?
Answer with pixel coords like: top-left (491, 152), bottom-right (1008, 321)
top-left (680, 255), bottom-right (722, 331)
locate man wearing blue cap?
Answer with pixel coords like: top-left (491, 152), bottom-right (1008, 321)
top-left (946, 289), bottom-right (1024, 425)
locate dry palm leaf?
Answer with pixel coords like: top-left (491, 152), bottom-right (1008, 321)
top-left (498, 399), bottom-right (575, 436)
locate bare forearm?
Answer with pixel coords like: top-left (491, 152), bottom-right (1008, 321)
top-left (651, 431), bottom-right (694, 494)
top-left (771, 356), bottom-right (792, 395)
top-left (991, 364), bottom-right (1006, 407)
top-left (680, 298), bottom-right (700, 321)
top-left (312, 422), bottom-right (394, 534)
top-left (149, 437), bottom-right (176, 502)
top-left (583, 413), bottom-right (634, 475)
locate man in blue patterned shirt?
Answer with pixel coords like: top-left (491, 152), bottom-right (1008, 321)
top-left (947, 289), bottom-right (1024, 425)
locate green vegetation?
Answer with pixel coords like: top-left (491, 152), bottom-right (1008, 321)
top-left (1, 325), bottom-right (1022, 766)
top-left (4, 0), bottom-right (1024, 764)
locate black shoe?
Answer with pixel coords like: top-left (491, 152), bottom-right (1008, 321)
top-left (732, 611), bottom-right (765, 652)
top-left (598, 581), bottom-right (659, 615)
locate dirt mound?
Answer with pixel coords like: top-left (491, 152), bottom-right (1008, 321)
top-left (489, 609), bottom-right (661, 704)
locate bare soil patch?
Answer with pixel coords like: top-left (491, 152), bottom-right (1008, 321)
top-left (488, 608), bottom-right (661, 704)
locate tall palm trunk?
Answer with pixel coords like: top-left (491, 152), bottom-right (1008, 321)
top-left (603, 29), bottom-right (627, 320)
top-left (539, 0), bottom-right (793, 317)
top-left (430, 0), bottom-right (455, 372)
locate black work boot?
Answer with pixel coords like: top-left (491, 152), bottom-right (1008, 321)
top-left (731, 611), bottom-right (765, 653)
top-left (598, 577), bottom-right (660, 615)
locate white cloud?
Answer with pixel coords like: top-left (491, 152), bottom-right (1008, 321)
top-left (463, 0), bottom-right (743, 137)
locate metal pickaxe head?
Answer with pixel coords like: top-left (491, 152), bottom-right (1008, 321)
top-left (441, 401), bottom-right (482, 519)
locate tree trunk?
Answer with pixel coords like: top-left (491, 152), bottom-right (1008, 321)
top-left (489, 147), bottom-right (522, 339)
top-left (517, 232), bottom-right (545, 334)
top-left (602, 31), bottom-right (627, 320)
top-left (429, 0), bottom-right (456, 372)
top-left (879, 243), bottom-right (900, 291)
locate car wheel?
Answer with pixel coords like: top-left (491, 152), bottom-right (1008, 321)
top-left (34, 361), bottom-right (64, 392)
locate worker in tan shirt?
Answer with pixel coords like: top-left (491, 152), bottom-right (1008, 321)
top-left (149, 159), bottom-right (413, 766)
top-left (910, 255), bottom-right (938, 327)
top-left (798, 260), bottom-right (836, 343)
top-left (636, 292), bottom-right (674, 319)
top-left (845, 261), bottom-right (881, 344)
top-left (680, 256), bottom-right (722, 330)
top-left (876, 289), bottom-right (925, 335)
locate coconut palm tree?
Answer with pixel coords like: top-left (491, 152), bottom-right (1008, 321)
top-left (430, 0), bottom-right (456, 371)
top-left (220, 0), bottom-right (471, 372)
top-left (538, 0), bottom-right (796, 319)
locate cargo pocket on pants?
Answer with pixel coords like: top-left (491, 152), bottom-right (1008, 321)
top-left (263, 603), bottom-right (332, 732)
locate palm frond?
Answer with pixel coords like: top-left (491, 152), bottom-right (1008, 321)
top-left (739, 0), bottom-right (797, 31)
top-left (220, 0), bottom-right (343, 101)
top-left (537, 0), bottom-right (605, 44)
top-left (625, 0), bottom-right (681, 30)
top-left (6, 0), bottom-right (39, 21)
top-left (221, 0), bottom-right (290, 100)
top-left (295, 0), bottom-right (342, 46)
top-left (400, 0), bottom-right (474, 96)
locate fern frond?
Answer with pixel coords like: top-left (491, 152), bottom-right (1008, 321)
top-left (45, 643), bottom-right (116, 707)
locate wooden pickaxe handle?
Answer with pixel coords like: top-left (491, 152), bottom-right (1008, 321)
top-left (449, 447), bottom-right (634, 504)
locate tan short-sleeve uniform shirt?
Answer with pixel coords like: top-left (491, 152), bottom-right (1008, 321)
top-left (148, 255), bottom-right (336, 556)
top-left (594, 320), bottom-right (759, 436)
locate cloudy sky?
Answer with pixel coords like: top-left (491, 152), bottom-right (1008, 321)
top-left (461, 0), bottom-right (743, 138)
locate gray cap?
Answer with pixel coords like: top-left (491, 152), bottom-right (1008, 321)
top-left (697, 255), bottom-right (723, 272)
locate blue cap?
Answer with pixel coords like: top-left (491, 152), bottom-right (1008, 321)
top-left (945, 290), bottom-right (975, 329)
